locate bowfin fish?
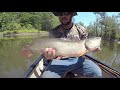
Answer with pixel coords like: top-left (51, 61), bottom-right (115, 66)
top-left (22, 37), bottom-right (101, 58)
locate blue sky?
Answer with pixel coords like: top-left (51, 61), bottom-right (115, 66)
top-left (74, 12), bottom-right (119, 27)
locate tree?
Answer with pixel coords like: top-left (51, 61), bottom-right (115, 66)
top-left (94, 12), bottom-right (108, 39)
top-left (92, 12), bottom-right (120, 40)
top-left (78, 21), bottom-right (84, 27)
top-left (0, 12), bottom-right (60, 32)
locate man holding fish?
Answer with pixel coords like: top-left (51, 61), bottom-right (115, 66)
top-left (41, 12), bottom-right (102, 78)
top-left (22, 12), bottom-right (102, 78)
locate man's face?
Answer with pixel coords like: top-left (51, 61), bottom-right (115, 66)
top-left (58, 12), bottom-right (73, 25)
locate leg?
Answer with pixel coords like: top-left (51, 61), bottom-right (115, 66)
top-left (72, 58), bottom-right (102, 77)
top-left (82, 59), bottom-right (102, 77)
top-left (42, 58), bottom-right (79, 78)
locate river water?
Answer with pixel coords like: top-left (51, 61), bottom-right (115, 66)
top-left (0, 36), bottom-right (120, 78)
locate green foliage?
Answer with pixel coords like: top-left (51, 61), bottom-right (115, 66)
top-left (0, 12), bottom-right (60, 32)
top-left (87, 12), bottom-right (120, 41)
top-left (17, 29), bottom-right (39, 33)
top-left (12, 31), bottom-right (18, 34)
top-left (25, 24), bottom-right (34, 30)
top-left (6, 22), bottom-right (21, 30)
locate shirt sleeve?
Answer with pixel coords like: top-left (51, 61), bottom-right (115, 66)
top-left (76, 25), bottom-right (88, 40)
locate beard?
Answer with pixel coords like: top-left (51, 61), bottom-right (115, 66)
top-left (60, 17), bottom-right (72, 26)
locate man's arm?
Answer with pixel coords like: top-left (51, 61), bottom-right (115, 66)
top-left (75, 24), bottom-right (88, 40)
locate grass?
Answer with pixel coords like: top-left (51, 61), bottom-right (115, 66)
top-left (0, 29), bottom-right (49, 34)
top-left (0, 29), bottom-right (49, 39)
top-left (0, 29), bottom-right (39, 33)
top-left (0, 36), bottom-right (37, 40)
top-left (18, 29), bottom-right (39, 33)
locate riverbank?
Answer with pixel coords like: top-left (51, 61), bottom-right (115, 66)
top-left (0, 31), bottom-right (49, 38)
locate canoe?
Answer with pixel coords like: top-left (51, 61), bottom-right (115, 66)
top-left (24, 54), bottom-right (120, 78)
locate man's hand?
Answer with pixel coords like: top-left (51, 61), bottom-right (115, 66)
top-left (43, 48), bottom-right (63, 60)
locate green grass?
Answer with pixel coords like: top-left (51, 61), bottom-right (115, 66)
top-left (18, 29), bottom-right (39, 33)
top-left (0, 29), bottom-right (40, 33)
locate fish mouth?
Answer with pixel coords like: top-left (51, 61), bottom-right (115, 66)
top-left (88, 46), bottom-right (101, 51)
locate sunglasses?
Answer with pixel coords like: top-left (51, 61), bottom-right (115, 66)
top-left (53, 12), bottom-right (72, 16)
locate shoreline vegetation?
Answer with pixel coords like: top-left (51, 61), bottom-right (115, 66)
top-left (0, 29), bottom-right (49, 37)
top-left (0, 12), bottom-right (60, 38)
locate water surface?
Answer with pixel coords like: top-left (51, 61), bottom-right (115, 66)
top-left (0, 36), bottom-right (120, 78)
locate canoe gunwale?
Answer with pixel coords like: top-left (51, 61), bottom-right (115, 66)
top-left (85, 55), bottom-right (120, 77)
top-left (24, 54), bottom-right (44, 78)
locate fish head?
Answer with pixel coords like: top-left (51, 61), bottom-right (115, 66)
top-left (85, 37), bottom-right (101, 51)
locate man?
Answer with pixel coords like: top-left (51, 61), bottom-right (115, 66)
top-left (42, 12), bottom-right (102, 78)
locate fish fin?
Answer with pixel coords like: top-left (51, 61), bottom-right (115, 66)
top-left (22, 46), bottom-right (34, 58)
top-left (79, 50), bottom-right (89, 56)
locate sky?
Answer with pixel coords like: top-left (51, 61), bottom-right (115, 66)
top-left (74, 12), bottom-right (119, 27)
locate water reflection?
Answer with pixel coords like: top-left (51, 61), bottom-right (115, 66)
top-left (91, 40), bottom-right (120, 71)
top-left (112, 43), bottom-right (120, 65)
top-left (0, 36), bottom-right (40, 78)
top-left (1, 68), bottom-right (25, 78)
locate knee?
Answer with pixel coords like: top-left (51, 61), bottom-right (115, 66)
top-left (93, 66), bottom-right (102, 77)
top-left (84, 65), bottom-right (102, 77)
top-left (83, 60), bottom-right (102, 77)
top-left (42, 70), bottom-right (61, 78)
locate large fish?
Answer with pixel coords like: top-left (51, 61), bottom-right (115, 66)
top-left (22, 37), bottom-right (101, 58)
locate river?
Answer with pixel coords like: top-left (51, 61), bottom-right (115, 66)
top-left (0, 36), bottom-right (120, 78)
